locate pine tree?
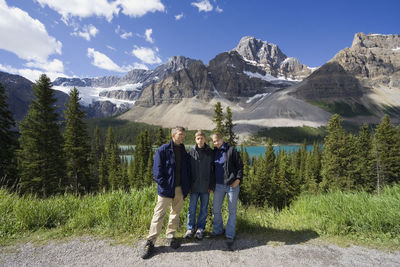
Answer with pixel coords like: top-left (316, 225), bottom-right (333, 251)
top-left (0, 83), bottom-right (17, 188)
top-left (253, 138), bottom-right (275, 206)
top-left (131, 130), bottom-right (153, 188)
top-left (239, 145), bottom-right (252, 205)
top-left (353, 125), bottom-right (375, 191)
top-left (17, 74), bottom-right (65, 196)
top-left (375, 115), bottom-right (400, 186)
top-left (63, 88), bottom-right (91, 194)
top-left (155, 127), bottom-right (166, 147)
top-left (272, 150), bottom-right (295, 209)
top-left (105, 127), bottom-right (121, 190)
top-left (303, 142), bottom-right (322, 193)
top-left (213, 101), bottom-right (224, 134)
top-left (89, 126), bottom-right (103, 192)
top-left (144, 149), bottom-right (154, 187)
top-left (320, 114), bottom-right (353, 191)
top-left (98, 153), bottom-right (108, 191)
top-left (224, 106), bottom-right (237, 147)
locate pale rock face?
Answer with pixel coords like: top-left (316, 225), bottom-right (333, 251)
top-left (233, 36), bottom-right (312, 80)
top-left (332, 33), bottom-right (400, 86)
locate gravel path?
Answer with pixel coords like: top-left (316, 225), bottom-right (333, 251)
top-left (1, 236), bottom-right (400, 267)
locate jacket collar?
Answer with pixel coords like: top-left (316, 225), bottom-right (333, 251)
top-left (168, 138), bottom-right (184, 150)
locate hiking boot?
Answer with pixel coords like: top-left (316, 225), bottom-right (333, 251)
top-left (141, 240), bottom-right (154, 259)
top-left (184, 229), bottom-right (195, 239)
top-left (195, 229), bottom-right (204, 240)
top-left (225, 238), bottom-right (234, 251)
top-left (166, 237), bottom-right (180, 249)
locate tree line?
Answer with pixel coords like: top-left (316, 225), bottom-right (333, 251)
top-left (0, 75), bottom-right (162, 196)
top-left (239, 114), bottom-right (400, 209)
top-left (1, 76), bottom-right (399, 206)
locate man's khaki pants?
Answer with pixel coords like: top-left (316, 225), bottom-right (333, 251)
top-left (147, 186), bottom-right (184, 242)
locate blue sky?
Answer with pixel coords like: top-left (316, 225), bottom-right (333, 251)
top-left (0, 0), bottom-right (399, 82)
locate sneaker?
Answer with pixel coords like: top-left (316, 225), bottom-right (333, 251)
top-left (225, 238), bottom-right (234, 251)
top-left (166, 237), bottom-right (180, 249)
top-left (141, 240), bottom-right (154, 259)
top-left (184, 229), bottom-right (195, 239)
top-left (195, 229), bottom-right (204, 240)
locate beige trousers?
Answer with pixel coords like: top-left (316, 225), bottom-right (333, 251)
top-left (147, 186), bottom-right (184, 242)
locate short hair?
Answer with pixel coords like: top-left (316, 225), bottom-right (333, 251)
top-left (195, 130), bottom-right (206, 138)
top-left (211, 132), bottom-right (223, 140)
top-left (171, 126), bottom-right (185, 136)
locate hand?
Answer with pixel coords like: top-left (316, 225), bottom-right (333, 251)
top-left (231, 179), bottom-right (240, 188)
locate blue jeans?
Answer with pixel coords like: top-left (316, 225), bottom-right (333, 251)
top-left (187, 192), bottom-right (210, 230)
top-left (212, 184), bottom-right (240, 239)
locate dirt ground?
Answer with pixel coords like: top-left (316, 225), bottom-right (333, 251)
top-left (1, 235), bottom-right (400, 267)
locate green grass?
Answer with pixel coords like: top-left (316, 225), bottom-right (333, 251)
top-left (310, 101), bottom-right (373, 117)
top-left (1, 185), bottom-right (399, 249)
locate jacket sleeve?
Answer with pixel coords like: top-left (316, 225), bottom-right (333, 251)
top-left (234, 148), bottom-right (244, 182)
top-left (152, 148), bottom-right (166, 186)
top-left (208, 150), bottom-right (216, 190)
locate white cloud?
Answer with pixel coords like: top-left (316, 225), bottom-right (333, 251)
top-left (71, 24), bottom-right (99, 41)
top-left (0, 0), bottom-right (62, 63)
top-left (106, 45), bottom-right (116, 51)
top-left (35, 0), bottom-right (120, 22)
top-left (36, 0), bottom-right (166, 21)
top-left (131, 46), bottom-right (161, 64)
top-left (87, 48), bottom-right (131, 72)
top-left (145, 29), bottom-right (154, 43)
top-left (25, 59), bottom-right (64, 73)
top-left (119, 0), bottom-right (165, 17)
top-left (216, 6), bottom-right (223, 13)
top-left (191, 0), bottom-right (213, 12)
top-left (175, 13), bottom-right (183, 20)
top-left (120, 32), bottom-right (133, 39)
top-left (0, 63), bottom-right (67, 82)
top-left (115, 25), bottom-right (121, 33)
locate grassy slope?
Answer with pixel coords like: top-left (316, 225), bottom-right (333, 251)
top-left (1, 186), bottom-right (399, 249)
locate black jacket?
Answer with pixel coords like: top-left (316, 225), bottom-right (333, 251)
top-left (213, 143), bottom-right (244, 186)
top-left (188, 144), bottom-right (215, 193)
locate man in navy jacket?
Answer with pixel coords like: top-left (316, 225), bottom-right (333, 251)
top-left (142, 126), bottom-right (190, 259)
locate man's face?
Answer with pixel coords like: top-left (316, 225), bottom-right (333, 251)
top-left (172, 130), bottom-right (185, 145)
top-left (195, 135), bottom-right (205, 148)
top-left (212, 136), bottom-right (223, 149)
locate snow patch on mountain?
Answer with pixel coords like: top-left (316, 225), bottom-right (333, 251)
top-left (53, 85), bottom-right (138, 107)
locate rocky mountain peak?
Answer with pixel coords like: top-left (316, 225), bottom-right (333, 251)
top-left (351, 32), bottom-right (400, 49)
top-left (233, 36), bottom-right (312, 80)
top-left (332, 32), bottom-right (400, 87)
top-left (233, 36), bottom-right (286, 68)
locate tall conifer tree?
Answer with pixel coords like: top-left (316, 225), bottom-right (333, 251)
top-left (375, 115), bottom-right (400, 185)
top-left (17, 74), bottom-right (65, 196)
top-left (320, 114), bottom-right (353, 191)
top-left (224, 106), bottom-right (237, 146)
top-left (63, 88), bottom-right (91, 194)
top-left (213, 102), bottom-right (224, 134)
top-left (0, 83), bottom-right (17, 188)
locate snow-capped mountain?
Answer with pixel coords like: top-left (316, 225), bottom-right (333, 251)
top-left (52, 56), bottom-right (198, 108)
top-left (232, 36), bottom-right (314, 80)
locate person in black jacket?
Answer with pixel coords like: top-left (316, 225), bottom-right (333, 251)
top-left (141, 126), bottom-right (191, 259)
top-left (211, 132), bottom-right (243, 251)
top-left (184, 130), bottom-right (215, 240)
